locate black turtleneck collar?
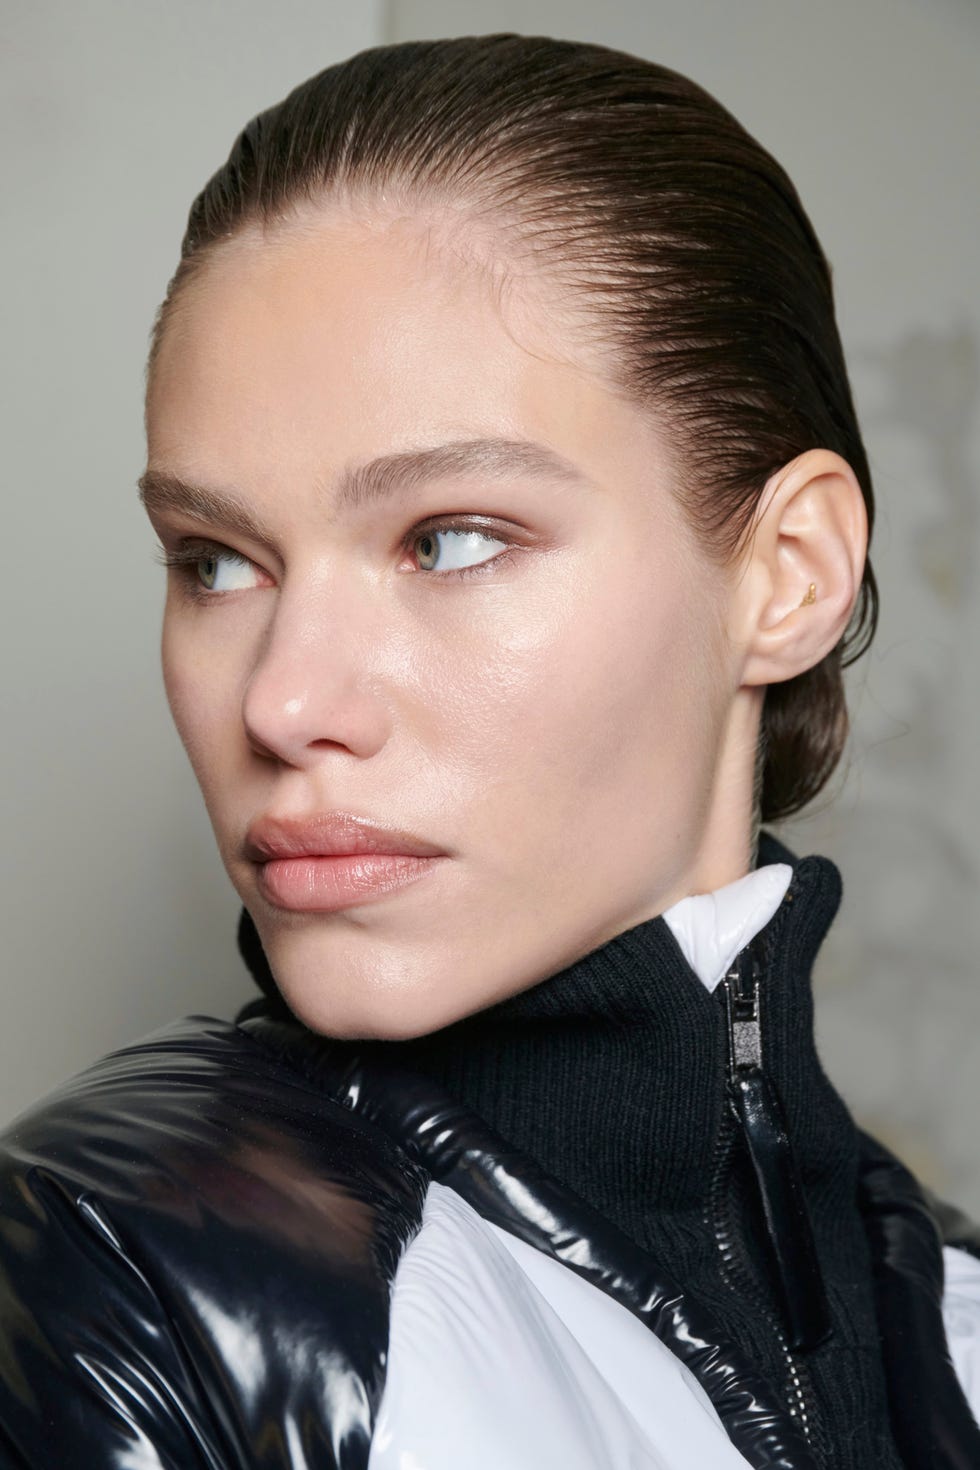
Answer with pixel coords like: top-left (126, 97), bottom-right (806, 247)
top-left (236, 829), bottom-right (845, 1231)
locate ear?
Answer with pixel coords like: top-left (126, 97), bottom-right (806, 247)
top-left (734, 449), bottom-right (869, 688)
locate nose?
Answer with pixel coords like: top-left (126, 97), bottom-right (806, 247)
top-left (241, 580), bottom-right (393, 769)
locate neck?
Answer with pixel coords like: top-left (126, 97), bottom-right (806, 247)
top-left (667, 683), bottom-right (767, 896)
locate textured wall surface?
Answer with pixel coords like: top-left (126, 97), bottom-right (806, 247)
top-left (786, 321), bottom-right (980, 1210)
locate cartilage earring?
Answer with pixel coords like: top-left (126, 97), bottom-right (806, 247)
top-left (798, 582), bottom-right (816, 607)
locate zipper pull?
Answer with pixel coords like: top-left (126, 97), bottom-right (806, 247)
top-left (724, 943), bottom-right (832, 1353)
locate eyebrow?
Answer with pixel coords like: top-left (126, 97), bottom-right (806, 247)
top-left (137, 471), bottom-right (272, 542)
top-left (137, 437), bottom-right (591, 538)
top-left (333, 437), bottom-right (590, 511)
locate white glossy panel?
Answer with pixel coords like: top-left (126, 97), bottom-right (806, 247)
top-left (371, 1181), bottom-right (749, 1470)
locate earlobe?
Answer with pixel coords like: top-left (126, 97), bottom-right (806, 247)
top-left (737, 449), bottom-right (868, 689)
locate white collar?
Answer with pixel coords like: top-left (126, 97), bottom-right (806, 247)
top-left (662, 863), bottom-right (793, 993)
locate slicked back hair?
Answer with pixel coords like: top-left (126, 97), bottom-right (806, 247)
top-left (148, 33), bottom-right (877, 822)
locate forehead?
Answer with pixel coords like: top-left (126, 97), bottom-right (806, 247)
top-left (145, 207), bottom-right (679, 518)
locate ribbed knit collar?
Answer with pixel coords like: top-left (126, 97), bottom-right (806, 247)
top-left (237, 829), bottom-right (845, 1230)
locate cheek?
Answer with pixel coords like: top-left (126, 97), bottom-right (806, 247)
top-left (416, 544), bottom-right (726, 830)
top-left (161, 609), bottom-right (245, 803)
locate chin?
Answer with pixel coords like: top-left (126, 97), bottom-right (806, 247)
top-left (282, 980), bottom-right (470, 1042)
top-left (260, 927), bottom-right (481, 1042)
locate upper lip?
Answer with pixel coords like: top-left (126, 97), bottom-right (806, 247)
top-left (244, 811), bottom-right (446, 862)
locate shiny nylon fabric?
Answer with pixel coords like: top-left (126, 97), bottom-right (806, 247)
top-left (0, 1017), bottom-right (427, 1469)
top-left (371, 1180), bottom-right (753, 1468)
top-left (2, 1013), bottom-right (979, 1468)
top-left (243, 1014), bottom-right (818, 1470)
top-left (858, 1132), bottom-right (980, 1470)
top-left (243, 1011), bottom-right (980, 1470)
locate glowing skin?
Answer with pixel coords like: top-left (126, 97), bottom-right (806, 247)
top-left (142, 205), bottom-right (823, 1040)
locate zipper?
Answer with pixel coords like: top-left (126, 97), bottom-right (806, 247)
top-left (708, 1108), bottom-right (819, 1442)
top-left (706, 918), bottom-right (831, 1452)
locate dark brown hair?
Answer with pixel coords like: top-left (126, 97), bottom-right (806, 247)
top-left (149, 33), bottom-right (877, 822)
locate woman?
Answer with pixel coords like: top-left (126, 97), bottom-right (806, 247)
top-left (1, 32), bottom-right (978, 1470)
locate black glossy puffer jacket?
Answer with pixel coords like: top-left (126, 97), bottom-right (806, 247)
top-left (0, 1001), bottom-right (978, 1470)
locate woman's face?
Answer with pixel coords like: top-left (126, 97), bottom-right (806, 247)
top-left (144, 204), bottom-right (749, 1038)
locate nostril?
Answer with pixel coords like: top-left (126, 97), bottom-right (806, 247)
top-left (240, 640), bottom-right (393, 767)
top-left (245, 730), bottom-right (281, 762)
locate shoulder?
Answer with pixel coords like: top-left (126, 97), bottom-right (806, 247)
top-left (927, 1184), bottom-right (980, 1408)
top-left (943, 1244), bottom-right (980, 1413)
top-left (1, 1012), bottom-right (423, 1189)
top-left (0, 1013), bottom-right (428, 1255)
top-left (856, 1128), bottom-right (980, 1448)
top-left (0, 1015), bottom-right (428, 1467)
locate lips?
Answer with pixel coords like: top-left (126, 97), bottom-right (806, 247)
top-left (244, 810), bottom-right (446, 862)
top-left (244, 811), bottom-right (448, 913)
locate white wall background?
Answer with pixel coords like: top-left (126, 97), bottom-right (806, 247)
top-left (4, 1), bottom-right (979, 1212)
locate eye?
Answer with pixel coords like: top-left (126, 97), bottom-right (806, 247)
top-left (195, 548), bottom-right (263, 592)
top-left (412, 524), bottom-right (510, 573)
top-left (156, 539), bottom-right (270, 597)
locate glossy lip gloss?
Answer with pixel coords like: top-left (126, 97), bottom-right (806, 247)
top-left (245, 812), bottom-right (447, 914)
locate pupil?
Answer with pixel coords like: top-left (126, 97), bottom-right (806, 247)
top-left (419, 535), bottom-right (436, 567)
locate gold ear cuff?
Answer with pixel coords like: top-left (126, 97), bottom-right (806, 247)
top-left (798, 583), bottom-right (817, 607)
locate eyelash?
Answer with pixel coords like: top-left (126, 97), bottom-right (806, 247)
top-left (155, 516), bottom-right (519, 599)
top-left (154, 541), bottom-right (253, 600)
top-left (407, 516), bottom-right (519, 581)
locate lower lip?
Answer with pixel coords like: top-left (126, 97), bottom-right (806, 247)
top-left (256, 853), bottom-right (443, 912)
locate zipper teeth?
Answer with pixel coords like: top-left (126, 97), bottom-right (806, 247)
top-left (712, 920), bottom-right (826, 1453)
top-left (706, 1107), bottom-right (814, 1437)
